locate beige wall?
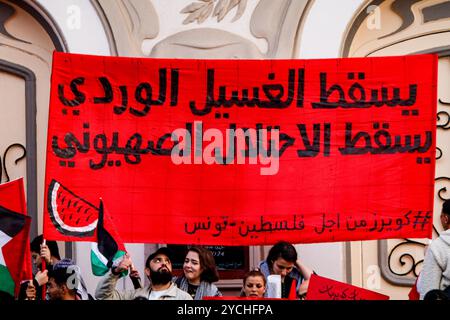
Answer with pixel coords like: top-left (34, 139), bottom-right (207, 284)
top-left (0, 0), bottom-right (54, 234)
top-left (343, 0), bottom-right (450, 299)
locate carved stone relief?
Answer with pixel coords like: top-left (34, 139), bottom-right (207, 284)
top-left (342, 0), bottom-right (450, 57)
top-left (150, 27), bottom-right (263, 58)
top-left (180, 0), bottom-right (248, 24)
top-left (92, 0), bottom-right (312, 58)
top-left (91, 0), bottom-right (159, 56)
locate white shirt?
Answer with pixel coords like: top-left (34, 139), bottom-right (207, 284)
top-left (148, 288), bottom-right (170, 300)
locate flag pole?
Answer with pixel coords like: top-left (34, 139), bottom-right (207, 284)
top-left (41, 239), bottom-right (46, 300)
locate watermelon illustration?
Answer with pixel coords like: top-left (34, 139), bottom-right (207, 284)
top-left (47, 179), bottom-right (99, 237)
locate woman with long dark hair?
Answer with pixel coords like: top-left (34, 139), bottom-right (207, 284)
top-left (173, 246), bottom-right (222, 299)
top-left (259, 241), bottom-right (313, 299)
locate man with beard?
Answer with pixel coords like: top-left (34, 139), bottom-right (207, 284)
top-left (95, 247), bottom-right (192, 300)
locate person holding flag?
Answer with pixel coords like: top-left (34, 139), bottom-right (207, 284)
top-left (95, 247), bottom-right (192, 300)
top-left (90, 199), bottom-right (143, 289)
top-left (18, 235), bottom-right (61, 300)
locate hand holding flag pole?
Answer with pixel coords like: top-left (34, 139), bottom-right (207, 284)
top-left (40, 239), bottom-right (46, 300)
top-left (25, 280), bottom-right (36, 300)
top-left (112, 253), bottom-right (142, 289)
top-left (129, 261), bottom-right (142, 289)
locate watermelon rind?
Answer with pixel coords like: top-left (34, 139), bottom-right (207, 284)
top-left (47, 179), bottom-right (99, 237)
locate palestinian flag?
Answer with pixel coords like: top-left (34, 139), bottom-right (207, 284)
top-left (0, 205), bottom-right (31, 297)
top-left (90, 200), bottom-right (126, 276)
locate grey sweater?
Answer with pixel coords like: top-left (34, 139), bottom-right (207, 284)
top-left (95, 271), bottom-right (192, 300)
top-left (418, 229), bottom-right (450, 299)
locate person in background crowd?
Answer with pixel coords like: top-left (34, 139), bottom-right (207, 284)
top-left (423, 289), bottom-right (450, 300)
top-left (18, 235), bottom-right (61, 300)
top-left (47, 259), bottom-right (91, 300)
top-left (95, 247), bottom-right (191, 300)
top-left (259, 241), bottom-right (314, 299)
top-left (30, 235), bottom-right (61, 270)
top-left (173, 246), bottom-right (222, 299)
top-left (418, 199), bottom-right (450, 299)
top-left (241, 269), bottom-right (266, 298)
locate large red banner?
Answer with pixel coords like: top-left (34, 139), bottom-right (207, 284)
top-left (44, 52), bottom-right (437, 245)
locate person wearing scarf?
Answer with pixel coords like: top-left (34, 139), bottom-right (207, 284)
top-left (173, 246), bottom-right (222, 300)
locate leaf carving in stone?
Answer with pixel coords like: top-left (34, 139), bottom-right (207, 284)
top-left (181, 0), bottom-right (247, 24)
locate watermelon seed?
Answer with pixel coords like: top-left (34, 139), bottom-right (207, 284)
top-left (73, 201), bottom-right (78, 208)
top-left (84, 208), bottom-right (90, 214)
top-left (69, 213), bottom-right (73, 221)
top-left (68, 199), bottom-right (72, 208)
top-left (76, 218), bottom-right (81, 225)
top-left (77, 207), bottom-right (82, 213)
top-left (61, 196), bottom-right (66, 205)
top-left (86, 214), bottom-right (92, 222)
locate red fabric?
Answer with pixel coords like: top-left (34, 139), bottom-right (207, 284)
top-left (408, 277), bottom-right (420, 300)
top-left (288, 278), bottom-right (297, 300)
top-left (98, 199), bottom-right (126, 253)
top-left (44, 52), bottom-right (437, 245)
top-left (306, 274), bottom-right (389, 300)
top-left (0, 178), bottom-right (26, 213)
top-left (0, 179), bottom-right (33, 297)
